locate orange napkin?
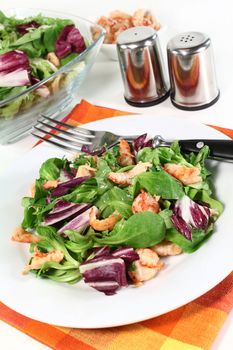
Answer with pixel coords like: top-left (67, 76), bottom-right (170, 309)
top-left (1, 100), bottom-right (232, 350)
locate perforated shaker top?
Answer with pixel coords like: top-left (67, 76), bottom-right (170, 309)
top-left (167, 31), bottom-right (211, 55)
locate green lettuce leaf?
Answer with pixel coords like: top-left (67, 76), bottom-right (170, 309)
top-left (95, 186), bottom-right (133, 219)
top-left (133, 170), bottom-right (184, 199)
top-left (30, 58), bottom-right (57, 79)
top-left (166, 226), bottom-right (214, 253)
top-left (39, 157), bottom-right (68, 180)
top-left (94, 211), bottom-right (166, 248)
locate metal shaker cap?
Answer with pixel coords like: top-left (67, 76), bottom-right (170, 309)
top-left (116, 26), bottom-right (170, 107)
top-left (167, 32), bottom-right (220, 110)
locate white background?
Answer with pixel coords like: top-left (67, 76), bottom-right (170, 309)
top-left (0, 0), bottom-right (232, 349)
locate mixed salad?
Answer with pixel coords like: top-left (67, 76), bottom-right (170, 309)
top-left (12, 135), bottom-right (223, 295)
top-left (0, 11), bottom-right (87, 118)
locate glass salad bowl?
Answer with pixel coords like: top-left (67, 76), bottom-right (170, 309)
top-left (0, 8), bottom-right (105, 144)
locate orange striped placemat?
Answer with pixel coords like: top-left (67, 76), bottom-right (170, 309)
top-left (1, 99), bottom-right (232, 350)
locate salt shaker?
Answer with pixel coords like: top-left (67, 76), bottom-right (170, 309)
top-left (116, 26), bottom-right (170, 107)
top-left (167, 32), bottom-right (220, 110)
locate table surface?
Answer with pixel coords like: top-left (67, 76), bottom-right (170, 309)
top-left (0, 0), bottom-right (232, 349)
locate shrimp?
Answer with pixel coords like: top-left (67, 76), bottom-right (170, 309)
top-left (118, 139), bottom-right (134, 166)
top-left (75, 165), bottom-right (96, 178)
top-left (96, 16), bottom-right (116, 43)
top-left (22, 248), bottom-right (64, 275)
top-left (89, 206), bottom-right (121, 231)
top-left (108, 162), bottom-right (152, 186)
top-left (128, 248), bottom-right (164, 284)
top-left (152, 240), bottom-right (182, 256)
top-left (30, 183), bottom-right (36, 197)
top-left (50, 74), bottom-right (63, 94)
top-left (132, 9), bottom-right (161, 30)
top-left (11, 227), bottom-right (40, 244)
top-left (132, 190), bottom-right (160, 214)
top-left (163, 163), bottom-right (202, 185)
top-left (109, 11), bottom-right (132, 42)
top-left (46, 52), bottom-right (60, 67)
top-left (42, 180), bottom-right (58, 189)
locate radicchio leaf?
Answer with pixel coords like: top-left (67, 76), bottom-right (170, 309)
top-left (58, 206), bottom-right (92, 235)
top-left (55, 25), bottom-right (86, 58)
top-left (133, 133), bottom-right (153, 153)
top-left (50, 176), bottom-right (89, 197)
top-left (80, 247), bottom-right (139, 295)
top-left (80, 256), bottom-right (127, 295)
top-left (81, 145), bottom-right (106, 156)
top-left (0, 50), bottom-right (30, 87)
top-left (111, 247), bottom-right (139, 263)
top-left (171, 195), bottom-right (210, 240)
top-left (16, 21), bottom-right (40, 35)
top-left (44, 202), bottom-right (90, 226)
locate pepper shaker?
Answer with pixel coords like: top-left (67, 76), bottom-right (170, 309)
top-left (116, 26), bottom-right (170, 107)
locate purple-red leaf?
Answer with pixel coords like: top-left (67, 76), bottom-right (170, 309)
top-left (0, 50), bottom-right (30, 87)
top-left (80, 256), bottom-right (128, 295)
top-left (50, 200), bottom-right (77, 214)
top-left (91, 246), bottom-right (111, 258)
top-left (59, 169), bottom-right (74, 183)
top-left (55, 24), bottom-right (86, 58)
top-left (55, 41), bottom-right (72, 59)
top-left (44, 202), bottom-right (89, 226)
top-left (66, 26), bottom-right (86, 53)
top-left (171, 195), bottom-right (210, 240)
top-left (112, 247), bottom-right (139, 263)
top-left (16, 21), bottom-right (40, 35)
top-left (50, 176), bottom-right (89, 197)
top-left (0, 50), bottom-right (29, 73)
top-left (133, 133), bottom-right (153, 152)
top-left (81, 145), bottom-right (106, 156)
top-left (58, 206), bottom-right (92, 235)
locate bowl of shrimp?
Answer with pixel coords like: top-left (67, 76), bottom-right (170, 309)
top-left (91, 9), bottom-right (164, 61)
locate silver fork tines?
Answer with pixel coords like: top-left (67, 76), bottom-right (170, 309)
top-left (32, 114), bottom-right (139, 152)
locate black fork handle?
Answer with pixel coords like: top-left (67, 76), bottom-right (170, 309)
top-left (178, 139), bottom-right (233, 161)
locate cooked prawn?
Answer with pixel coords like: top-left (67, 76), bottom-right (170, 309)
top-left (11, 227), bottom-right (40, 244)
top-left (163, 163), bottom-right (202, 185)
top-left (132, 9), bottom-right (161, 30)
top-left (95, 16), bottom-right (116, 43)
top-left (132, 190), bottom-right (160, 214)
top-left (22, 248), bottom-right (64, 275)
top-left (118, 139), bottom-right (134, 166)
top-left (89, 206), bottom-right (121, 231)
top-left (30, 183), bottom-right (36, 197)
top-left (128, 248), bottom-right (164, 284)
top-left (75, 165), bottom-right (96, 178)
top-left (152, 240), bottom-right (182, 256)
top-left (108, 162), bottom-right (152, 186)
top-left (42, 180), bottom-right (58, 189)
top-left (94, 9), bottom-right (161, 44)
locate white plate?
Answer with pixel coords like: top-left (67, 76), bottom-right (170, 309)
top-left (0, 114), bottom-right (232, 329)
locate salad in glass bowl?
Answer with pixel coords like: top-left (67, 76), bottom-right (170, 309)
top-left (12, 135), bottom-right (223, 296)
top-left (0, 8), bottom-right (105, 144)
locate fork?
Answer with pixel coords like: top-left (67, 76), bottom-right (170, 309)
top-left (32, 114), bottom-right (141, 152)
top-left (32, 114), bottom-right (233, 161)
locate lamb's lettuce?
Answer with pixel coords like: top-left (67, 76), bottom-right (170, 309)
top-left (95, 186), bottom-right (133, 219)
top-left (94, 211), bottom-right (166, 248)
top-left (132, 170), bottom-right (184, 199)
